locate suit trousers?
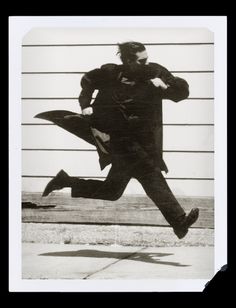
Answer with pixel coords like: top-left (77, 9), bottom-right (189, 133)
top-left (71, 139), bottom-right (186, 227)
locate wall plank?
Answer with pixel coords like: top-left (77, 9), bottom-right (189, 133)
top-left (22, 177), bottom-right (214, 197)
top-left (163, 99), bottom-right (214, 124)
top-left (22, 73), bottom-right (213, 98)
top-left (22, 99), bottom-right (214, 124)
top-left (22, 99), bottom-right (214, 125)
top-left (22, 28), bottom-right (213, 45)
top-left (22, 151), bottom-right (213, 179)
top-left (22, 45), bottom-right (213, 72)
top-left (22, 100), bottom-right (82, 123)
top-left (22, 125), bottom-right (214, 151)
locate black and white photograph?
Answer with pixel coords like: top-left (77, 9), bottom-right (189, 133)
top-left (9, 16), bottom-right (227, 292)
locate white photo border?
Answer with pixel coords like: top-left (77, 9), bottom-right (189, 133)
top-left (9, 15), bottom-right (227, 292)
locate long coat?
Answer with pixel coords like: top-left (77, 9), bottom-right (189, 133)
top-left (35, 110), bottom-right (112, 170)
top-left (36, 63), bottom-right (189, 172)
top-left (78, 63), bottom-right (190, 173)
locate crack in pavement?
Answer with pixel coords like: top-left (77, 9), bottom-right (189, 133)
top-left (83, 247), bottom-right (146, 279)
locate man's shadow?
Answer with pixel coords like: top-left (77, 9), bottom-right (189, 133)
top-left (40, 249), bottom-right (190, 267)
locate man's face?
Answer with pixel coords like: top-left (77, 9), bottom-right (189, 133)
top-left (134, 50), bottom-right (149, 65)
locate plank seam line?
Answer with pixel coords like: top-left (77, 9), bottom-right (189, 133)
top-left (22, 43), bottom-right (214, 47)
top-left (21, 71), bottom-right (214, 74)
top-left (21, 123), bottom-right (214, 126)
top-left (22, 176), bottom-right (215, 180)
top-left (21, 149), bottom-right (215, 153)
top-left (21, 97), bottom-right (215, 100)
top-left (21, 221), bottom-right (214, 229)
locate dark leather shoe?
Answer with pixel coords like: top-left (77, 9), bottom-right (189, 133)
top-left (42, 169), bottom-right (69, 197)
top-left (174, 208), bottom-right (199, 239)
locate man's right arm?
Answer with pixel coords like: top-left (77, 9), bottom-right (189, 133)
top-left (79, 68), bottom-right (104, 114)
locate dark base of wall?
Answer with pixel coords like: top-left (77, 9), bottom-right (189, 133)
top-left (22, 192), bottom-right (214, 228)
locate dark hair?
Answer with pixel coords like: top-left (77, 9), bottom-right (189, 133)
top-left (117, 41), bottom-right (146, 64)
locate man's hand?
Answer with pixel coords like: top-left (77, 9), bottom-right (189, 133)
top-left (151, 77), bottom-right (168, 89)
top-left (82, 107), bottom-right (93, 116)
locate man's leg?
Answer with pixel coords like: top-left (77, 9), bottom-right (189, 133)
top-left (42, 165), bottom-right (130, 201)
top-left (135, 166), bottom-right (199, 238)
top-left (135, 167), bottom-right (185, 225)
top-left (71, 164), bottom-right (130, 200)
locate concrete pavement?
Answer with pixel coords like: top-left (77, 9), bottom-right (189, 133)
top-left (22, 223), bottom-right (214, 247)
top-left (22, 242), bottom-right (214, 280)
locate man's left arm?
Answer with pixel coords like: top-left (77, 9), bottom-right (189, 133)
top-left (150, 64), bottom-right (189, 102)
top-left (161, 75), bottom-right (189, 102)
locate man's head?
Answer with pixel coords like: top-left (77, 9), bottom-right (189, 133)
top-left (117, 41), bottom-right (148, 65)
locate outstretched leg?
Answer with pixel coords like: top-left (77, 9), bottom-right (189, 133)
top-left (42, 165), bottom-right (131, 201)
